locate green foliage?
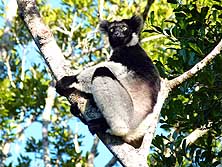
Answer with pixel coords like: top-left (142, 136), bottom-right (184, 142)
top-left (0, 55), bottom-right (49, 117)
top-left (146, 0), bottom-right (222, 166)
top-left (0, 53), bottom-right (85, 166)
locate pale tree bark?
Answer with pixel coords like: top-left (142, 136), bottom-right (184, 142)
top-left (87, 136), bottom-right (100, 167)
top-left (180, 125), bottom-right (210, 148)
top-left (0, 1), bottom-right (17, 166)
top-left (16, 0), bottom-right (73, 80)
top-left (16, 0), bottom-right (222, 166)
top-left (42, 84), bottom-right (56, 167)
top-left (0, 0), bottom-right (18, 88)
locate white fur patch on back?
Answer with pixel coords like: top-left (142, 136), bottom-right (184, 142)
top-left (126, 33), bottom-right (139, 47)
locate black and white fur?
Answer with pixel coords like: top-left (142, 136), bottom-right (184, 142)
top-left (56, 15), bottom-right (160, 148)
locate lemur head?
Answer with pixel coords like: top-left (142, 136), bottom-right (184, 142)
top-left (99, 15), bottom-right (143, 48)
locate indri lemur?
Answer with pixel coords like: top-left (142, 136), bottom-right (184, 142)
top-left (56, 15), bottom-right (160, 148)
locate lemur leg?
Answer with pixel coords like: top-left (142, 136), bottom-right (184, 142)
top-left (91, 67), bottom-right (134, 137)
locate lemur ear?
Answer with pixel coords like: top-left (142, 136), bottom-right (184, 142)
top-left (128, 15), bottom-right (144, 34)
top-left (99, 20), bottom-right (110, 33)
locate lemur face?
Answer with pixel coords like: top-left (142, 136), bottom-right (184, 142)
top-left (100, 15), bottom-right (143, 48)
top-left (107, 21), bottom-right (132, 47)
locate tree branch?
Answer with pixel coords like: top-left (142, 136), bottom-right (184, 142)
top-left (141, 34), bottom-right (165, 43)
top-left (181, 128), bottom-right (209, 148)
top-left (140, 79), bottom-right (170, 156)
top-left (98, 0), bottom-right (104, 21)
top-left (42, 84), bottom-right (56, 167)
top-left (16, 0), bottom-right (73, 81)
top-left (169, 40), bottom-right (222, 89)
top-left (142, 0), bottom-right (155, 21)
top-left (180, 122), bottom-right (212, 148)
top-left (87, 136), bottom-right (100, 167)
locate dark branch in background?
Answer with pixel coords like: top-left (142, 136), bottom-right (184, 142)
top-left (105, 156), bottom-right (118, 167)
top-left (142, 0), bottom-right (155, 21)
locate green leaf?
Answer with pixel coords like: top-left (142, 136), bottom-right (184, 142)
top-left (200, 7), bottom-right (209, 19)
top-left (188, 43), bottom-right (203, 55)
top-left (150, 11), bottom-right (154, 25)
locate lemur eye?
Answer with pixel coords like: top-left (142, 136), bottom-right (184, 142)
top-left (109, 27), bottom-right (114, 33)
top-left (122, 26), bottom-right (128, 31)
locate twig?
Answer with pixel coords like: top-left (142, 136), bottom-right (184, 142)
top-left (65, 13), bottom-right (82, 57)
top-left (20, 48), bottom-right (27, 89)
top-left (53, 26), bottom-right (69, 35)
top-left (81, 46), bottom-right (103, 55)
top-left (2, 52), bottom-right (16, 88)
top-left (13, 27), bottom-right (28, 88)
top-left (141, 34), bottom-right (165, 43)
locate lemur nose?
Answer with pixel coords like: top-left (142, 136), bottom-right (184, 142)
top-left (114, 30), bottom-right (124, 37)
top-left (114, 31), bottom-right (121, 36)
